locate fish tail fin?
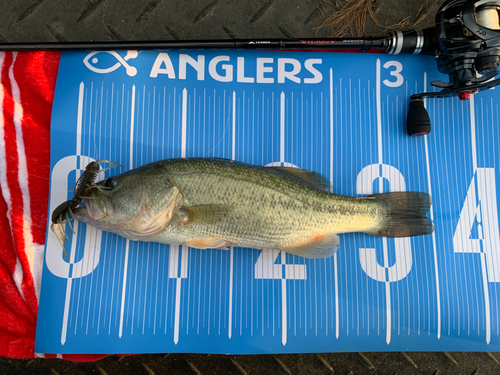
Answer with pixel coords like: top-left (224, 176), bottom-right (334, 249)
top-left (366, 192), bottom-right (434, 237)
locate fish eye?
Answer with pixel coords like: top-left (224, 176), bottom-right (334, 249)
top-left (104, 177), bottom-right (117, 189)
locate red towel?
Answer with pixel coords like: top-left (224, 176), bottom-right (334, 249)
top-left (0, 51), bottom-right (108, 361)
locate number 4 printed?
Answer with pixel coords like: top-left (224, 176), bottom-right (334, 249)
top-left (453, 168), bottom-right (500, 282)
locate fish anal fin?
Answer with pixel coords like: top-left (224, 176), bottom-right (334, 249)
top-left (270, 166), bottom-right (332, 192)
top-left (183, 237), bottom-right (234, 250)
top-left (282, 233), bottom-right (340, 259)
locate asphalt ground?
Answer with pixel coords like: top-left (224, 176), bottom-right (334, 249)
top-left (1, 0), bottom-right (500, 374)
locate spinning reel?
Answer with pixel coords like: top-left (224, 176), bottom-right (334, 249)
top-left (400, 0), bottom-right (500, 135)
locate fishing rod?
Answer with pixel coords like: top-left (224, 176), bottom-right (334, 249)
top-left (0, 34), bottom-right (428, 54)
top-left (1, 0), bottom-right (499, 136)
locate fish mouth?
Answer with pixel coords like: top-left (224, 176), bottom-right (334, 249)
top-left (72, 193), bottom-right (114, 223)
top-left (72, 206), bottom-right (93, 223)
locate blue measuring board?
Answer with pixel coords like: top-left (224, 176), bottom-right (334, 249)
top-left (35, 49), bottom-right (500, 354)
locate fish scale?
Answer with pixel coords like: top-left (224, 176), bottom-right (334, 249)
top-left (160, 161), bottom-right (344, 246)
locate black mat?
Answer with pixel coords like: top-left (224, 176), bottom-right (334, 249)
top-left (1, 0), bottom-right (499, 374)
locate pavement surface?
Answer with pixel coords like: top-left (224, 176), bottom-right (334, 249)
top-left (1, 0), bottom-right (500, 374)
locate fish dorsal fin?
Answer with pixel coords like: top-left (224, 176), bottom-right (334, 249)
top-left (270, 166), bottom-right (332, 192)
top-left (281, 233), bottom-right (340, 259)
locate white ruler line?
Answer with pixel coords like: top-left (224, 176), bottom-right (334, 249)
top-left (329, 68), bottom-right (340, 339)
top-left (280, 91), bottom-right (288, 345)
top-left (280, 92), bottom-right (285, 163)
top-left (481, 252), bottom-right (491, 344)
top-left (172, 90), bottom-right (189, 344)
top-left (119, 84), bottom-right (135, 338)
top-left (469, 95), bottom-right (491, 344)
top-left (170, 251), bottom-right (182, 341)
top-left (376, 58), bottom-right (391, 345)
top-left (182, 88), bottom-right (187, 158)
top-left (229, 91), bottom-right (236, 339)
top-left (168, 244), bottom-right (178, 278)
top-left (229, 247), bottom-right (234, 339)
top-left (129, 85), bottom-right (135, 169)
top-left (470, 95), bottom-right (477, 172)
top-left (336, 76), bottom-right (342, 339)
top-left (422, 72), bottom-right (442, 339)
top-left (142, 246), bottom-right (150, 334)
top-left (174, 277), bottom-right (182, 344)
top-left (76, 82), bottom-right (84, 155)
top-left (282, 256), bottom-right (287, 346)
top-left (383, 238), bottom-right (391, 345)
top-left (61, 247), bottom-right (74, 344)
top-left (232, 91), bottom-right (236, 160)
top-left (154, 247), bottom-right (160, 334)
top-left (333, 254), bottom-right (339, 338)
top-left (119, 240), bottom-right (130, 338)
top-left (181, 245), bottom-right (189, 278)
top-left (330, 69), bottom-right (334, 193)
top-left (376, 59), bottom-right (383, 165)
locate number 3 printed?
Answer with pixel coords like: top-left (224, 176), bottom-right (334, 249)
top-left (383, 61), bottom-right (404, 88)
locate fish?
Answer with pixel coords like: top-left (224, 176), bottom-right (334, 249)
top-left (70, 158), bottom-right (434, 259)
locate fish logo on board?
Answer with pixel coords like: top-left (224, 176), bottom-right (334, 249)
top-left (83, 51), bottom-right (138, 76)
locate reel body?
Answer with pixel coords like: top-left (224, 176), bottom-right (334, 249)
top-left (405, 0), bottom-right (500, 135)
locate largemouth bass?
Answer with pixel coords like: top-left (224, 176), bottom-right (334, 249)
top-left (71, 158), bottom-right (433, 258)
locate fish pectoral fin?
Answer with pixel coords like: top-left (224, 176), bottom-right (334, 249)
top-left (281, 233), bottom-right (340, 259)
top-left (269, 166), bottom-right (332, 192)
top-left (180, 204), bottom-right (233, 225)
top-left (183, 237), bottom-right (233, 250)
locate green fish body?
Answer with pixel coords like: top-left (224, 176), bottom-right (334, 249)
top-left (72, 158), bottom-right (433, 258)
